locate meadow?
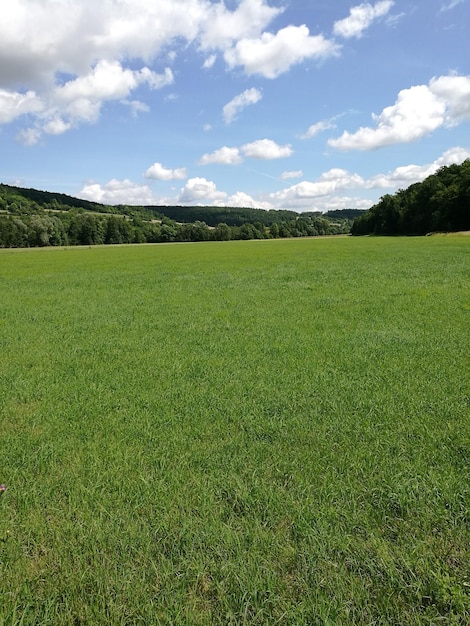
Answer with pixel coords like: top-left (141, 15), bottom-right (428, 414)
top-left (0, 235), bottom-right (469, 625)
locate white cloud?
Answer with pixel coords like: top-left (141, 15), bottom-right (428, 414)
top-left (310, 195), bottom-right (372, 213)
top-left (53, 61), bottom-right (173, 124)
top-left (271, 169), bottom-right (366, 204)
top-left (0, 59), bottom-right (173, 142)
top-left (329, 74), bottom-right (470, 150)
top-left (0, 2), bottom-right (194, 88)
top-left (43, 118), bottom-right (72, 136)
top-left (225, 25), bottom-right (339, 78)
top-left (0, 0), bottom-right (279, 138)
top-left (268, 146), bottom-right (470, 211)
top-left (199, 0), bottom-right (283, 50)
top-left (202, 55), bottom-right (217, 69)
top-left (241, 139), bottom-right (293, 159)
top-left (199, 139), bottom-right (292, 164)
top-left (223, 88), bottom-right (262, 124)
top-left (78, 176), bottom-right (230, 207)
top-left (178, 177), bottom-right (227, 204)
top-left (124, 99), bottom-right (150, 117)
top-left (79, 179), bottom-right (156, 205)
top-left (300, 118), bottom-right (337, 139)
top-left (369, 146), bottom-right (470, 187)
top-left (144, 162), bottom-right (187, 181)
top-left (429, 75), bottom-right (470, 123)
top-left (199, 147), bottom-right (243, 166)
top-left (0, 0), bottom-right (279, 87)
top-left (281, 170), bottom-right (303, 180)
top-left (77, 146), bottom-right (470, 212)
top-left (435, 145), bottom-right (470, 166)
top-left (334, 1), bottom-right (394, 39)
top-left (16, 128), bottom-right (42, 147)
top-left (227, 191), bottom-right (272, 210)
top-left (0, 89), bottom-right (42, 124)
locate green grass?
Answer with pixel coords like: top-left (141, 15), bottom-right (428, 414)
top-left (0, 236), bottom-right (469, 624)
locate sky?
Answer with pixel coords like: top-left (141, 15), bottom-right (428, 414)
top-left (1, 0), bottom-right (470, 213)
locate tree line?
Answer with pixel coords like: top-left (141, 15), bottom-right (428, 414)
top-left (0, 183), bottom-right (359, 248)
top-left (351, 160), bottom-right (470, 235)
top-left (0, 211), bottom-right (354, 248)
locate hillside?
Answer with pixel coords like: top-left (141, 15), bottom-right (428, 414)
top-left (0, 183), bottom-right (360, 247)
top-left (351, 160), bottom-right (470, 235)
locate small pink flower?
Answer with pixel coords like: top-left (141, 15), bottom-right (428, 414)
top-left (0, 485), bottom-right (6, 493)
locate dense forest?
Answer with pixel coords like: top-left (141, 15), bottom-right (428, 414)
top-left (351, 160), bottom-right (470, 235)
top-left (0, 184), bottom-right (359, 247)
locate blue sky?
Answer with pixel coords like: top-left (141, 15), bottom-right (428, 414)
top-left (1, 0), bottom-right (469, 212)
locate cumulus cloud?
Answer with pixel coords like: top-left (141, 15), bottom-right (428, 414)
top-left (271, 169), bottom-right (366, 204)
top-left (227, 191), bottom-right (272, 210)
top-left (0, 60), bottom-right (173, 143)
top-left (225, 25), bottom-right (339, 78)
top-left (79, 179), bottom-right (157, 205)
top-left (81, 176), bottom-right (274, 209)
top-left (199, 0), bottom-right (283, 50)
top-left (177, 177), bottom-right (227, 204)
top-left (223, 88), bottom-right (262, 124)
top-left (0, 0), bottom-right (280, 139)
top-left (43, 118), bottom-right (72, 136)
top-left (1, 2), bottom-right (195, 88)
top-left (199, 139), bottom-right (292, 164)
top-left (241, 139), bottom-right (293, 159)
top-left (53, 62), bottom-right (173, 125)
top-left (429, 75), bottom-right (470, 123)
top-left (329, 74), bottom-right (470, 150)
top-left (144, 162), bottom-right (187, 181)
top-left (369, 146), bottom-right (470, 187)
top-left (0, 0), bottom-right (279, 87)
top-left (268, 146), bottom-right (470, 211)
top-left (333, 1), bottom-right (394, 39)
top-left (199, 147), bottom-right (243, 166)
top-left (57, 62), bottom-right (150, 110)
top-left (76, 146), bottom-right (470, 211)
top-left (0, 89), bottom-right (42, 124)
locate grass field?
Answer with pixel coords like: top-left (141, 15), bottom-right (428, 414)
top-left (0, 236), bottom-right (469, 625)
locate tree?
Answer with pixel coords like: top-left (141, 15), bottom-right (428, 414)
top-left (76, 214), bottom-right (104, 245)
top-left (269, 222), bottom-right (280, 238)
top-left (213, 222), bottom-right (231, 241)
top-left (104, 216), bottom-right (123, 244)
top-left (159, 218), bottom-right (178, 242)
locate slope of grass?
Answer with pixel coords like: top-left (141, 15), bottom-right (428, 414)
top-left (1, 237), bottom-right (469, 624)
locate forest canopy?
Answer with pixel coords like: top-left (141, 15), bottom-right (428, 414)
top-left (351, 160), bottom-right (470, 235)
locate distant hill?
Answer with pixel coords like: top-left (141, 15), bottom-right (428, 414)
top-left (142, 205), bottom-right (298, 227)
top-left (351, 160), bottom-right (470, 235)
top-left (0, 183), bottom-right (108, 214)
top-left (0, 182), bottom-right (363, 247)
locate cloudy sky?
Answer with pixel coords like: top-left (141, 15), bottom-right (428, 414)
top-left (1, 0), bottom-right (470, 212)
